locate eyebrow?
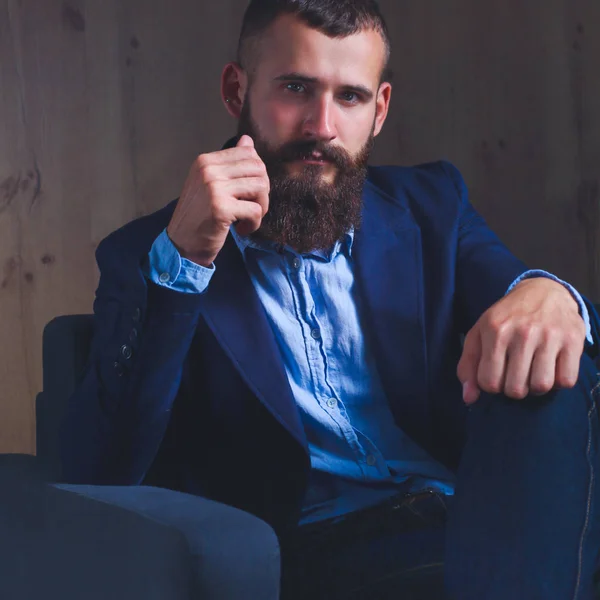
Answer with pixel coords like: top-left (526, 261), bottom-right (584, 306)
top-left (274, 72), bottom-right (374, 101)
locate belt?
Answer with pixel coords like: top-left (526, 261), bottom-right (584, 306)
top-left (282, 488), bottom-right (449, 555)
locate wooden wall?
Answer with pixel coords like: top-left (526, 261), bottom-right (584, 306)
top-left (1, 0), bottom-right (599, 454)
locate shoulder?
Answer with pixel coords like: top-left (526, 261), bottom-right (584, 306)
top-left (366, 161), bottom-right (468, 224)
top-left (367, 160), bottom-right (466, 204)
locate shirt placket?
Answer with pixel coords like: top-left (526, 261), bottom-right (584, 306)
top-left (287, 254), bottom-right (374, 475)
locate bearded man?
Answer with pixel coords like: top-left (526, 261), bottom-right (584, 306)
top-left (59, 1), bottom-right (600, 598)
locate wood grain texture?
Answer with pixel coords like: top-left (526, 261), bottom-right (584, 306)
top-left (0, 0), bottom-right (599, 453)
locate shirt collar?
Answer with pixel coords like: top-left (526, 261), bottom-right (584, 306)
top-left (230, 226), bottom-right (355, 261)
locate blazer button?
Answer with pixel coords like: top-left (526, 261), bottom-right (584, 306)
top-left (133, 307), bottom-right (142, 322)
top-left (120, 344), bottom-right (133, 360)
top-left (129, 328), bottom-right (138, 343)
top-left (113, 362), bottom-right (125, 377)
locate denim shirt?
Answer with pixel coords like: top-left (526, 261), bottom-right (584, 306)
top-left (144, 228), bottom-right (591, 523)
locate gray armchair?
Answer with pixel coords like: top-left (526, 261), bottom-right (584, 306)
top-left (0, 315), bottom-right (281, 600)
top-left (36, 314), bottom-right (95, 479)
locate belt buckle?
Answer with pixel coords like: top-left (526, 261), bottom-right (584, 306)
top-left (393, 487), bottom-right (436, 511)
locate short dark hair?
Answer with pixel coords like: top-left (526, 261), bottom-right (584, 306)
top-left (237, 0), bottom-right (392, 83)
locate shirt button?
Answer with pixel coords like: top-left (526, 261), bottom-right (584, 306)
top-left (292, 258), bottom-right (302, 269)
top-left (366, 455), bottom-right (377, 467)
top-left (159, 272), bottom-right (170, 283)
top-left (311, 328), bottom-right (321, 340)
top-left (327, 398), bottom-right (337, 409)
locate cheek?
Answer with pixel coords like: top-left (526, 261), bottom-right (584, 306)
top-left (337, 109), bottom-right (375, 151)
top-left (258, 98), bottom-right (304, 139)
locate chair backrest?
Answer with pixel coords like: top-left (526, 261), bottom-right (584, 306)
top-left (36, 315), bottom-right (94, 479)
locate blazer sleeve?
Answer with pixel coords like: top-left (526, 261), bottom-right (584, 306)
top-left (442, 161), bottom-right (600, 358)
top-left (59, 228), bottom-right (205, 485)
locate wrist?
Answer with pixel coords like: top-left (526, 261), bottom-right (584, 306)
top-left (179, 253), bottom-right (214, 269)
top-left (166, 229), bottom-right (214, 268)
top-left (515, 277), bottom-right (579, 313)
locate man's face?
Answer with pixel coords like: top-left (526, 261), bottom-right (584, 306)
top-left (234, 15), bottom-right (391, 252)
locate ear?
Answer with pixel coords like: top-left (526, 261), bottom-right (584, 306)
top-left (373, 82), bottom-right (392, 137)
top-left (221, 62), bottom-right (248, 118)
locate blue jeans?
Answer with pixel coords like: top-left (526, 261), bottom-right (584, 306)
top-left (444, 354), bottom-right (600, 599)
top-left (280, 491), bottom-right (448, 598)
top-left (280, 354), bottom-right (600, 599)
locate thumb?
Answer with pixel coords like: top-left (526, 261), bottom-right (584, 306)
top-left (457, 328), bottom-right (482, 405)
top-left (237, 135), bottom-right (255, 148)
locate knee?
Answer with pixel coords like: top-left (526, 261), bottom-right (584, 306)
top-left (463, 356), bottom-right (600, 464)
top-left (194, 503), bottom-right (281, 597)
top-left (223, 508), bottom-right (280, 563)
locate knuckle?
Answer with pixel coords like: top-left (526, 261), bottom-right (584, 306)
top-left (506, 386), bottom-right (528, 400)
top-left (480, 377), bottom-right (501, 394)
top-left (196, 153), bottom-right (210, 169)
top-left (210, 201), bottom-right (228, 223)
top-left (556, 373), bottom-right (578, 388)
top-left (199, 165), bottom-right (215, 185)
top-left (515, 322), bottom-right (541, 344)
top-left (565, 329), bottom-right (584, 346)
top-left (542, 325), bottom-right (561, 342)
top-left (530, 381), bottom-right (553, 395)
top-left (205, 179), bottom-right (220, 196)
top-left (516, 323), bottom-right (535, 341)
top-left (250, 202), bottom-right (263, 219)
top-left (487, 317), bottom-right (509, 340)
top-left (253, 158), bottom-right (266, 172)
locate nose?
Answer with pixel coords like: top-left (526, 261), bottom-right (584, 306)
top-left (301, 95), bottom-right (337, 142)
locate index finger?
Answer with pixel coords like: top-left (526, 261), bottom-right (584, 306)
top-left (197, 144), bottom-right (261, 167)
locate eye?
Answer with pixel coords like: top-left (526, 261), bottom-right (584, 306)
top-left (340, 91), bottom-right (359, 104)
top-left (286, 82), bottom-right (306, 94)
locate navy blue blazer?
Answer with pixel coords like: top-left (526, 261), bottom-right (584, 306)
top-left (60, 160), bottom-right (600, 531)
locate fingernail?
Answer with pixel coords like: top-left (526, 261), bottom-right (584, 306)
top-left (462, 382), bottom-right (470, 404)
top-left (463, 381), bottom-right (480, 405)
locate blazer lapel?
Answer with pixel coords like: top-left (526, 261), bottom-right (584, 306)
top-left (197, 236), bottom-right (308, 451)
top-left (354, 180), bottom-right (432, 450)
top-left (194, 165), bottom-right (430, 454)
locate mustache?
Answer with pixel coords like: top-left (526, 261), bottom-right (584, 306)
top-left (274, 140), bottom-right (353, 169)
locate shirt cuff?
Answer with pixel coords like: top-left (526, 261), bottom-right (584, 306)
top-left (506, 269), bottom-right (593, 345)
top-left (143, 228), bottom-right (215, 294)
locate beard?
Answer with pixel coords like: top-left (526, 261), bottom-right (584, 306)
top-left (237, 100), bottom-right (373, 254)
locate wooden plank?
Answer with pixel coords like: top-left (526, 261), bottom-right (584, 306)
top-left (0, 0), bottom-right (36, 453)
top-left (376, 0), bottom-right (600, 296)
top-left (0, 0), bottom-right (242, 453)
top-left (0, 0), bottom-right (599, 454)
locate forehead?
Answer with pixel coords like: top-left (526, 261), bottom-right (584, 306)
top-left (254, 14), bottom-right (386, 88)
